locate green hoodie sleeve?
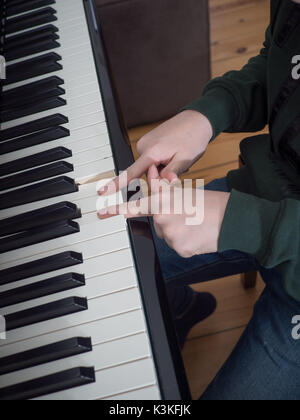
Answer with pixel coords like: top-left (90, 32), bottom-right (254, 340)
top-left (218, 189), bottom-right (300, 300)
top-left (183, 27), bottom-right (271, 140)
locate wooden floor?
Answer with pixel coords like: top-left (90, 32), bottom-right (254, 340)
top-left (127, 0), bottom-right (270, 399)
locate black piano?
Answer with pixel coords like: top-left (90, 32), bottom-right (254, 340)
top-left (0, 0), bottom-right (190, 400)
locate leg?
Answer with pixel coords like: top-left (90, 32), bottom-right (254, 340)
top-left (152, 177), bottom-right (259, 346)
top-left (201, 267), bottom-right (300, 400)
top-left (241, 271), bottom-right (258, 289)
top-left (160, 245), bottom-right (260, 347)
top-left (153, 177), bottom-right (255, 285)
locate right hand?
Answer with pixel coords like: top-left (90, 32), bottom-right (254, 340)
top-left (98, 110), bottom-right (213, 195)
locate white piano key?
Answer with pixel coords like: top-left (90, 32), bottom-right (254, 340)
top-left (7, 0), bottom-right (83, 20)
top-left (1, 135), bottom-right (110, 164)
top-left (2, 287), bottom-right (142, 345)
top-left (2, 0), bottom-right (161, 402)
top-left (5, 55), bottom-right (99, 91)
top-left (74, 156), bottom-right (115, 182)
top-left (0, 265), bottom-right (138, 306)
top-left (0, 143), bottom-right (111, 166)
top-left (0, 266), bottom-right (139, 315)
top-left (35, 358), bottom-right (158, 400)
top-left (65, 121), bottom-right (109, 140)
top-left (62, 91), bottom-right (103, 110)
top-left (0, 153), bottom-right (114, 187)
top-left (0, 245), bottom-right (133, 285)
top-left (0, 333), bottom-right (151, 389)
top-left (64, 81), bottom-right (101, 101)
top-left (7, 39), bottom-right (92, 66)
top-left (7, 18), bottom-right (92, 60)
top-left (4, 81), bottom-right (103, 114)
top-left (2, 101), bottom-right (105, 130)
top-left (4, 71), bottom-right (98, 97)
top-left (0, 218), bottom-right (129, 266)
top-left (0, 308), bottom-right (146, 354)
top-left (0, 248), bottom-right (134, 294)
top-left (106, 385), bottom-right (161, 400)
top-left (0, 181), bottom-right (102, 220)
top-left (6, 12), bottom-right (88, 39)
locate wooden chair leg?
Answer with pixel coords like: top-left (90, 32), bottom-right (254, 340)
top-left (241, 271), bottom-right (258, 289)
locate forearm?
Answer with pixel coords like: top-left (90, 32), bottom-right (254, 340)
top-left (183, 27), bottom-right (271, 140)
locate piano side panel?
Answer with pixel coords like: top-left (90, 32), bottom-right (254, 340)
top-left (83, 0), bottom-right (191, 401)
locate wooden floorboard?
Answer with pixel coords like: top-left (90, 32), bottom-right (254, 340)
top-left (126, 0), bottom-right (270, 399)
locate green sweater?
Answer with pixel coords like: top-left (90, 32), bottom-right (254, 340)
top-left (185, 0), bottom-right (300, 300)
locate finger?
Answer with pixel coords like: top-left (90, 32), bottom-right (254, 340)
top-left (160, 170), bottom-right (180, 185)
top-left (147, 164), bottom-right (160, 194)
top-left (160, 156), bottom-right (184, 179)
top-left (98, 155), bottom-right (154, 196)
top-left (98, 195), bottom-right (155, 219)
top-left (147, 164), bottom-right (160, 184)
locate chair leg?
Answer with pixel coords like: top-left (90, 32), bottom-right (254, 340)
top-left (241, 271), bottom-right (257, 289)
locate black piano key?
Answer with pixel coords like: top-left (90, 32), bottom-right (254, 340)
top-left (0, 176), bottom-right (78, 210)
top-left (2, 76), bottom-right (64, 104)
top-left (0, 161), bottom-right (74, 191)
top-left (5, 7), bottom-right (57, 35)
top-left (7, 0), bottom-right (56, 17)
top-left (2, 87), bottom-right (66, 113)
top-left (0, 337), bottom-right (92, 376)
top-left (1, 96), bottom-right (66, 123)
top-left (2, 86), bottom-right (65, 111)
top-left (1, 76), bottom-right (64, 108)
top-left (0, 127), bottom-right (69, 155)
top-left (7, 50), bottom-right (61, 67)
top-left (0, 146), bottom-right (72, 176)
top-left (4, 61), bottom-right (62, 86)
top-left (0, 367), bottom-right (95, 401)
top-left (4, 52), bottom-right (62, 85)
top-left (4, 38), bottom-right (60, 62)
top-left (0, 114), bottom-right (69, 142)
top-left (0, 220), bottom-right (80, 254)
top-left (0, 202), bottom-right (81, 236)
top-left (5, 296), bottom-right (88, 331)
top-left (4, 24), bottom-right (59, 49)
top-left (0, 251), bottom-right (83, 286)
top-left (0, 273), bottom-right (85, 309)
top-left (7, 51), bottom-right (62, 70)
top-left (4, 30), bottom-right (59, 52)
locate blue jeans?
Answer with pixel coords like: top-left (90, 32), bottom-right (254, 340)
top-left (153, 178), bottom-right (300, 400)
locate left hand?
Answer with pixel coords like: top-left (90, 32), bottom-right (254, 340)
top-left (98, 166), bottom-right (230, 258)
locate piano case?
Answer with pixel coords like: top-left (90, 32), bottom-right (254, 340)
top-left (0, 0), bottom-right (191, 401)
top-left (94, 0), bottom-right (211, 128)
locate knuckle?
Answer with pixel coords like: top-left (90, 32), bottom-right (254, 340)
top-left (163, 226), bottom-right (175, 241)
top-left (136, 140), bottom-right (145, 155)
top-left (146, 145), bottom-right (162, 163)
top-left (153, 214), bottom-right (165, 224)
top-left (176, 244), bottom-right (194, 259)
top-left (154, 226), bottom-right (163, 239)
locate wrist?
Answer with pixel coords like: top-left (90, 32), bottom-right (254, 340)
top-left (180, 110), bottom-right (213, 147)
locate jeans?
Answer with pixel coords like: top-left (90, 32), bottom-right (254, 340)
top-left (153, 178), bottom-right (300, 400)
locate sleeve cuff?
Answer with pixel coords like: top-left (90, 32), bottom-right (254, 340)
top-left (182, 88), bottom-right (238, 140)
top-left (218, 189), bottom-right (281, 264)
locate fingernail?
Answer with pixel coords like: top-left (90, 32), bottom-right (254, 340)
top-left (98, 208), bottom-right (108, 216)
top-left (98, 186), bottom-right (108, 195)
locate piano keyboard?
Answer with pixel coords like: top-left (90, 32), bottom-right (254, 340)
top-left (0, 0), bottom-right (166, 400)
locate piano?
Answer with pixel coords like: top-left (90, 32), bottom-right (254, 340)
top-left (0, 0), bottom-right (191, 400)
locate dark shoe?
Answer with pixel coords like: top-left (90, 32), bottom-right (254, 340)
top-left (175, 291), bottom-right (217, 349)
